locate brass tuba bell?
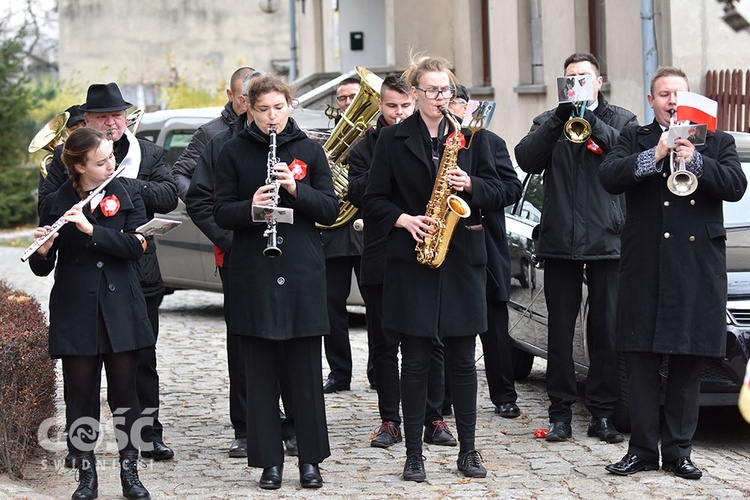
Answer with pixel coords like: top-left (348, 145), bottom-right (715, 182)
top-left (317, 66), bottom-right (384, 229)
top-left (28, 111), bottom-right (70, 178)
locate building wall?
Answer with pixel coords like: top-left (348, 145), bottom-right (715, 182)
top-left (59, 0), bottom-right (291, 106)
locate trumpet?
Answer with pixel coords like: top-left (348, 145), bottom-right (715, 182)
top-left (21, 163), bottom-right (127, 262)
top-left (263, 126), bottom-right (282, 258)
top-left (666, 110), bottom-right (698, 196)
top-left (563, 102), bottom-right (592, 143)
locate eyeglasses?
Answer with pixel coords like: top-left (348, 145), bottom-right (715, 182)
top-left (449, 98), bottom-right (468, 106)
top-left (414, 86), bottom-right (455, 100)
top-left (336, 94), bottom-right (357, 103)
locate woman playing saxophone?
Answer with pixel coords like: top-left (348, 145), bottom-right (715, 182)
top-left (362, 55), bottom-right (505, 482)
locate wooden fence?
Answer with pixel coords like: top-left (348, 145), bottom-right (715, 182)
top-left (705, 69), bottom-right (750, 133)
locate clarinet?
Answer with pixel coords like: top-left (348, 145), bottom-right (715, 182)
top-left (263, 126), bottom-right (282, 257)
top-left (21, 163), bottom-right (127, 262)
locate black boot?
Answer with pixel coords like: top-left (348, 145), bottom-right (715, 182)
top-left (71, 452), bottom-right (98, 500)
top-left (120, 451), bottom-right (150, 499)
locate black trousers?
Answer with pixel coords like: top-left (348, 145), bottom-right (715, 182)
top-left (240, 335), bottom-right (330, 468)
top-left (479, 301), bottom-right (517, 406)
top-left (324, 256), bottom-right (373, 385)
top-left (625, 352), bottom-right (703, 463)
top-left (219, 266), bottom-right (247, 439)
top-left (136, 292), bottom-right (165, 445)
top-left (401, 334), bottom-right (477, 456)
top-left (544, 259), bottom-right (619, 423)
top-left (64, 350), bottom-right (141, 454)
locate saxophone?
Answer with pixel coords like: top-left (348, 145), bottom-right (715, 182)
top-left (415, 107), bottom-right (472, 269)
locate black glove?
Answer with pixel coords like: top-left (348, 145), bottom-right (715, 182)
top-left (583, 109), bottom-right (598, 128)
top-left (554, 101), bottom-right (575, 120)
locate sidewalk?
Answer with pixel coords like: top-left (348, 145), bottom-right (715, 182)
top-left (1, 243), bottom-right (749, 499)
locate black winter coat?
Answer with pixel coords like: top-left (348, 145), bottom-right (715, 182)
top-left (514, 96), bottom-right (638, 260)
top-left (30, 180), bottom-right (155, 358)
top-left (39, 137), bottom-right (178, 297)
top-left (348, 116), bottom-right (389, 286)
top-left (483, 132), bottom-right (523, 303)
top-left (599, 120), bottom-right (747, 356)
top-left (186, 113), bottom-right (246, 266)
top-left (362, 111), bottom-right (505, 338)
top-left (173, 101), bottom-right (239, 201)
top-left (213, 119), bottom-right (339, 340)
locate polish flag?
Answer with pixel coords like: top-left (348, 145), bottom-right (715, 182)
top-left (676, 91), bottom-right (718, 132)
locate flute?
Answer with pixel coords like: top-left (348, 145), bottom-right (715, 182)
top-left (21, 163), bottom-right (127, 262)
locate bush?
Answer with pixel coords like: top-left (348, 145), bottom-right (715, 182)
top-left (0, 167), bottom-right (38, 229)
top-left (0, 279), bottom-right (56, 479)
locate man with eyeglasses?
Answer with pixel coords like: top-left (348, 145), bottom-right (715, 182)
top-left (515, 52), bottom-right (638, 444)
top-left (321, 75), bottom-right (376, 395)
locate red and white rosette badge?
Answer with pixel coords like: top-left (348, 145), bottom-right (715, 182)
top-left (289, 159), bottom-right (308, 180)
top-left (100, 195), bottom-right (120, 217)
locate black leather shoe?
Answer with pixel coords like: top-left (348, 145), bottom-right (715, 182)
top-left (662, 456), bottom-right (702, 479)
top-left (545, 422), bottom-right (572, 442)
top-left (284, 435), bottom-right (298, 456)
top-left (423, 420), bottom-right (457, 446)
top-left (140, 441), bottom-right (174, 461)
top-left (322, 377), bottom-right (350, 394)
top-left (228, 438), bottom-right (247, 458)
top-left (299, 463), bottom-right (323, 488)
top-left (457, 450), bottom-right (487, 478)
top-left (402, 454), bottom-right (426, 482)
top-left (587, 417), bottom-right (624, 443)
top-left (495, 402), bottom-right (521, 419)
top-left (259, 464), bottom-right (283, 490)
top-left (370, 421), bottom-right (402, 448)
top-left (606, 453), bottom-right (659, 476)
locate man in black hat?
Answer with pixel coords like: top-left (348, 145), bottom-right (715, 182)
top-left (64, 104), bottom-right (85, 133)
top-left (39, 81), bottom-right (178, 465)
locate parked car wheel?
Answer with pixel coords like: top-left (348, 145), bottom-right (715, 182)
top-left (512, 343), bottom-right (535, 381)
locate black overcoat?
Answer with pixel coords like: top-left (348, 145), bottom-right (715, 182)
top-left (29, 179), bottom-right (155, 358)
top-left (599, 120), bottom-right (747, 356)
top-left (213, 119), bottom-right (339, 340)
top-left (483, 132), bottom-right (523, 303)
top-left (362, 111), bottom-right (505, 338)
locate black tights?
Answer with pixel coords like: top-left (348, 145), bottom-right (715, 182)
top-left (401, 334), bottom-right (477, 456)
top-left (63, 351), bottom-right (141, 454)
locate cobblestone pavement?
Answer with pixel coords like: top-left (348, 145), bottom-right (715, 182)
top-left (1, 240), bottom-right (749, 499)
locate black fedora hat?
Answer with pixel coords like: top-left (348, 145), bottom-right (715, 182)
top-left (79, 82), bottom-right (132, 113)
top-left (64, 104), bottom-right (85, 128)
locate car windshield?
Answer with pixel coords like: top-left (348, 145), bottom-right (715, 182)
top-left (723, 162), bottom-right (750, 228)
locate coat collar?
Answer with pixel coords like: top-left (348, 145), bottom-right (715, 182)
top-left (636, 118), bottom-right (715, 153)
top-left (48, 179), bottom-right (135, 222)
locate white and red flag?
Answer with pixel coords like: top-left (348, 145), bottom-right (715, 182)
top-left (676, 91), bottom-right (718, 132)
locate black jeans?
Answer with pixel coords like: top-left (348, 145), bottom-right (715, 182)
top-left (480, 301), bottom-right (517, 406)
top-left (401, 334), bottom-right (477, 456)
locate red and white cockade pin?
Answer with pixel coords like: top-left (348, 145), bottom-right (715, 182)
top-left (100, 195), bottom-right (120, 217)
top-left (289, 158), bottom-right (308, 180)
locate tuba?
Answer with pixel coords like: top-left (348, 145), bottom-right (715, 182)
top-left (29, 111), bottom-right (70, 178)
top-left (415, 107), bottom-right (472, 269)
top-left (317, 66), bottom-right (383, 229)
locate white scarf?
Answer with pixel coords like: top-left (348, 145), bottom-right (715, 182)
top-left (118, 128), bottom-right (142, 179)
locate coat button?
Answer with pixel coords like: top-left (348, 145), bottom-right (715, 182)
top-left (96, 261), bottom-right (104, 268)
top-left (664, 232), bottom-right (671, 239)
top-left (689, 235), bottom-right (696, 242)
top-left (663, 201), bottom-right (670, 207)
top-left (690, 199), bottom-right (696, 205)
top-left (276, 277), bottom-right (285, 285)
top-left (108, 284), bottom-right (116, 292)
top-left (662, 172), bottom-right (668, 178)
